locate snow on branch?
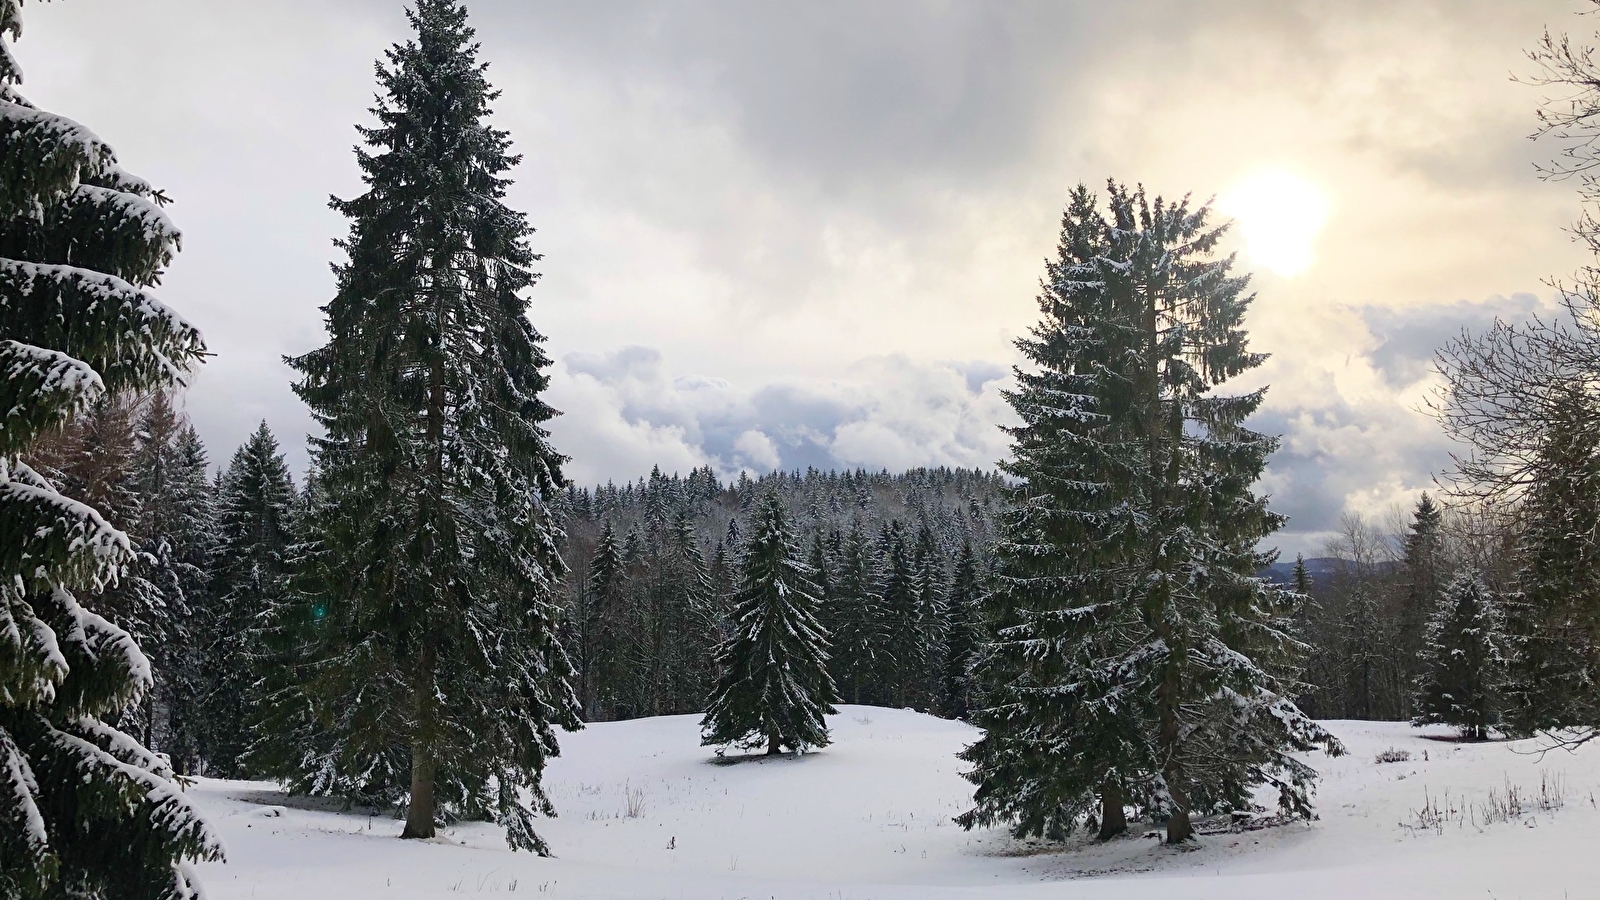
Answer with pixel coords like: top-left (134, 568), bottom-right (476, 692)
top-left (0, 100), bottom-right (117, 218)
top-left (0, 340), bottom-right (104, 455)
top-left (0, 461), bottom-right (130, 594)
top-left (0, 259), bottom-right (206, 395)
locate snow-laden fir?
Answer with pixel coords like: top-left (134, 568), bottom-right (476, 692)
top-left (0, 0), bottom-right (220, 895)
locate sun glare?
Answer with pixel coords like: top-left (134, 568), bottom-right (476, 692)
top-left (1218, 170), bottom-right (1331, 278)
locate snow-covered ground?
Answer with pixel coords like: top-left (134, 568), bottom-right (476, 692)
top-left (192, 707), bottom-right (1600, 899)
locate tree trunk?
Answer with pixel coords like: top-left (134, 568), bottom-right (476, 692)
top-left (401, 746), bottom-right (437, 840)
top-left (1164, 782), bottom-right (1193, 844)
top-left (1098, 781), bottom-right (1127, 840)
top-left (402, 258), bottom-right (448, 844)
top-left (766, 732), bottom-right (781, 756)
top-left (404, 634), bottom-right (440, 840)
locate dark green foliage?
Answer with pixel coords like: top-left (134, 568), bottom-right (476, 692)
top-left (200, 422), bottom-right (296, 776)
top-left (578, 521), bottom-right (628, 720)
top-left (959, 184), bottom-right (1161, 843)
top-left (960, 182), bottom-right (1338, 846)
top-left (701, 494), bottom-right (838, 755)
top-left (1412, 571), bottom-right (1506, 739)
top-left (1292, 555), bottom-right (1312, 597)
top-left (940, 542), bottom-right (982, 719)
top-left (829, 517), bottom-right (892, 705)
top-left (1395, 494), bottom-right (1445, 715)
top-left (912, 520), bottom-right (948, 706)
top-left (642, 510), bottom-right (717, 716)
top-left (1503, 388), bottom-right (1600, 736)
top-left (25, 393), bottom-right (215, 771)
top-left (878, 520), bottom-right (925, 708)
top-left (269, 0), bottom-right (578, 853)
top-left (0, 1), bottom-right (221, 894)
top-left (123, 395), bottom-right (214, 769)
top-left (558, 466), bottom-right (1003, 720)
top-left (1340, 583), bottom-right (1396, 721)
top-left (161, 423), bottom-right (215, 772)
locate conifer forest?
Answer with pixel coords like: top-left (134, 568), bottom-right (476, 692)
top-left (6, 1), bottom-right (1600, 899)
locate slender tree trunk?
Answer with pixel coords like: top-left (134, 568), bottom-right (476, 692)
top-left (1098, 781), bottom-right (1127, 840)
top-left (402, 746), bottom-right (437, 840)
top-left (1165, 781), bottom-right (1194, 844)
top-left (651, 592), bottom-right (664, 717)
top-left (766, 732), bottom-right (781, 756)
top-left (401, 268), bottom-right (448, 843)
top-left (1159, 642), bottom-right (1194, 844)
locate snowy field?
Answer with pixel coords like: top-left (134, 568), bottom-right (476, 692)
top-left (191, 707), bottom-right (1598, 899)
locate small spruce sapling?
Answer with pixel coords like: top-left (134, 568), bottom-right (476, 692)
top-left (701, 493), bottom-right (839, 756)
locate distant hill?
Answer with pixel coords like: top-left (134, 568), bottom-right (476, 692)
top-left (1261, 556), bottom-right (1405, 586)
top-left (1261, 556), bottom-right (1346, 587)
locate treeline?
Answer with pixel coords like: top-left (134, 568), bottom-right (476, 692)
top-left (1281, 16), bottom-right (1600, 744)
top-left (1292, 437), bottom-right (1600, 745)
top-left (556, 466), bottom-right (1005, 722)
top-left (27, 395), bottom-right (299, 777)
top-left (29, 394), bottom-right (1010, 774)
top-left (1290, 497), bottom-right (1516, 726)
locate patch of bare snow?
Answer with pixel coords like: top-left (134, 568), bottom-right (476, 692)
top-left (188, 708), bottom-right (1600, 899)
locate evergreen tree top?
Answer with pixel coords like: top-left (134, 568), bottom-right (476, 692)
top-left (1406, 493), bottom-right (1443, 545)
top-left (338, 0), bottom-right (534, 274)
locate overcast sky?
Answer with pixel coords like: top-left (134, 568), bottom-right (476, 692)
top-left (14, 0), bottom-right (1592, 554)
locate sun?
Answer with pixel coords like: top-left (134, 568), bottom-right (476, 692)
top-left (1217, 170), bottom-right (1331, 278)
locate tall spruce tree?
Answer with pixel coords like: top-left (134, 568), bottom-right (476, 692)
top-left (24, 394), bottom-right (211, 762)
top-left (0, 2), bottom-right (221, 893)
top-left (702, 494), bottom-right (838, 755)
top-left (912, 519), bottom-right (948, 707)
top-left (1340, 583), bottom-right (1395, 721)
top-left (163, 422), bottom-right (215, 773)
top-left (122, 394), bottom-right (214, 769)
top-left (278, 0), bottom-right (579, 852)
top-left (1396, 493), bottom-right (1445, 714)
top-left (1292, 554), bottom-right (1312, 597)
top-left (201, 422), bottom-right (296, 776)
top-left (1412, 571), bottom-right (1505, 740)
top-left (121, 393), bottom-right (210, 761)
top-left (961, 182), bottom-right (1337, 846)
top-left (648, 510), bottom-right (714, 715)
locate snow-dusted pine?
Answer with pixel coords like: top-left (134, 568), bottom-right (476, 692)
top-left (268, 0), bottom-right (579, 853)
top-left (940, 540), bottom-right (982, 719)
top-left (200, 421), bottom-right (296, 776)
top-left (1501, 386), bottom-right (1600, 737)
top-left (1411, 570), bottom-right (1506, 740)
top-left (961, 182), bottom-right (1340, 846)
top-left (701, 493), bottom-right (838, 756)
top-left (0, 1), bottom-right (221, 894)
top-left (828, 518), bottom-right (891, 706)
top-left (577, 520), bottom-right (628, 721)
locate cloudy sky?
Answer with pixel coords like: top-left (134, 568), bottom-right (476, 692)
top-left (15, 0), bottom-right (1592, 554)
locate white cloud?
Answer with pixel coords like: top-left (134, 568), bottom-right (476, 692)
top-left (14, 0), bottom-right (1583, 558)
top-left (546, 347), bottom-right (1017, 486)
top-left (546, 355), bottom-right (712, 486)
top-left (732, 430), bottom-right (782, 472)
